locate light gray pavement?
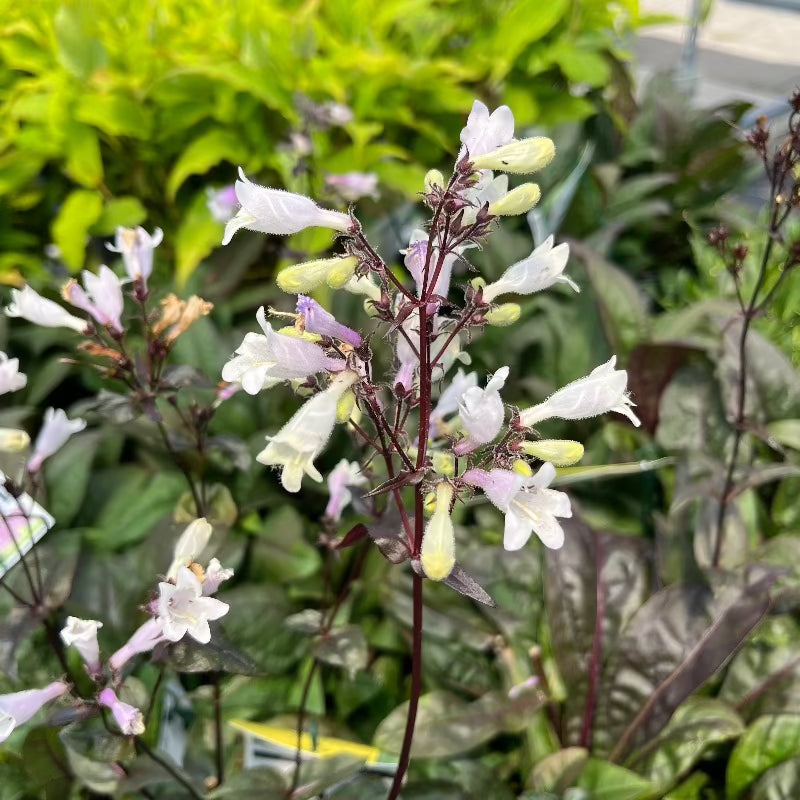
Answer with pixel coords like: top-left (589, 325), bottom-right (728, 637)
top-left (636, 0), bottom-right (800, 112)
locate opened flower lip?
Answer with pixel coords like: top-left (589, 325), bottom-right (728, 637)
top-left (325, 459), bottom-right (368, 521)
top-left (463, 463), bottom-right (572, 550)
top-left (63, 266), bottom-right (125, 333)
top-left (454, 366), bottom-right (509, 454)
top-left (0, 352), bottom-right (27, 395)
top-left (257, 370), bottom-right (359, 492)
top-left (60, 617), bottom-right (103, 672)
top-left (27, 408), bottom-right (87, 473)
top-left (520, 356), bottom-right (641, 428)
top-left (222, 306), bottom-right (341, 394)
top-left (5, 285), bottom-right (88, 333)
top-left (222, 168), bottom-right (351, 245)
top-left (0, 681), bottom-right (69, 743)
top-left (167, 517), bottom-right (213, 580)
top-left (297, 295), bottom-right (362, 347)
top-left (107, 226), bottom-right (163, 286)
top-left (431, 368), bottom-right (478, 421)
top-left (157, 566), bottom-right (229, 645)
top-left (459, 100), bottom-right (515, 160)
top-left (481, 236), bottom-right (576, 303)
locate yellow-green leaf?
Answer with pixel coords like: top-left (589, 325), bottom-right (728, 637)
top-left (167, 129), bottom-right (248, 199)
top-left (51, 189), bottom-right (103, 271)
top-left (64, 121), bottom-right (103, 187)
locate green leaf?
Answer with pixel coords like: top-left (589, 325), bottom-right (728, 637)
top-left (51, 188), bottom-right (103, 271)
top-left (91, 197), bottom-right (147, 235)
top-left (167, 129), bottom-right (248, 199)
top-left (727, 714), bottom-right (800, 799)
top-left (21, 727), bottom-right (72, 798)
top-left (64, 121), bottom-right (103, 187)
top-left (174, 190), bottom-right (224, 284)
top-left (207, 767), bottom-right (286, 798)
top-left (43, 430), bottom-right (100, 525)
top-left (751, 756), bottom-right (800, 800)
top-left (577, 759), bottom-right (653, 800)
top-left (249, 506), bottom-right (322, 583)
top-left (768, 420), bottom-right (800, 451)
top-left (74, 93), bottom-right (152, 139)
top-left (553, 458), bottom-right (672, 486)
top-left (530, 748), bottom-right (589, 793)
top-left (168, 629), bottom-right (259, 675)
top-left (313, 625), bottom-right (368, 679)
top-left (53, 5), bottom-right (107, 79)
top-left (374, 690), bottom-right (542, 758)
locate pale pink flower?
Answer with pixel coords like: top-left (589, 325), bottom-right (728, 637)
top-left (325, 459), bottom-right (367, 521)
top-left (98, 687), bottom-right (144, 736)
top-left (0, 681), bottom-right (69, 743)
top-left (0, 352), bottom-right (27, 395)
top-left (109, 618), bottom-right (166, 671)
top-left (202, 558), bottom-right (234, 595)
top-left (5, 286), bottom-right (87, 333)
top-left (157, 567), bottom-right (229, 644)
top-left (27, 408), bottom-right (86, 473)
top-left (107, 226), bottom-right (163, 288)
top-left (325, 172), bottom-right (379, 202)
top-left (60, 617), bottom-right (103, 673)
top-left (63, 266), bottom-right (125, 333)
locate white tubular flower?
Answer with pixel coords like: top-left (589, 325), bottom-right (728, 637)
top-left (27, 408), bottom-right (87, 473)
top-left (0, 429), bottom-right (30, 452)
top-left (471, 137), bottom-right (556, 175)
top-left (222, 168), bottom-right (351, 245)
top-left (0, 353), bottom-right (27, 395)
top-left (277, 256), bottom-right (359, 293)
top-left (481, 236), bottom-right (577, 303)
top-left (459, 100), bottom-right (515, 160)
top-left (420, 483), bottom-right (456, 581)
top-left (222, 306), bottom-right (341, 395)
top-left (107, 226), bottom-right (163, 287)
top-left (463, 463), bottom-right (572, 551)
top-left (0, 681), bottom-right (69, 743)
top-left (157, 566), bottom-right (229, 644)
top-left (431, 368), bottom-right (478, 421)
top-left (520, 356), bottom-right (641, 428)
top-left (202, 558), bottom-right (234, 596)
top-left (256, 371), bottom-right (359, 493)
top-left (98, 688), bottom-right (145, 736)
top-left (60, 617), bottom-right (103, 673)
top-left (109, 618), bottom-right (166, 671)
top-left (63, 266), bottom-right (125, 333)
top-left (5, 286), bottom-right (88, 333)
top-left (167, 518), bottom-right (213, 580)
top-left (454, 366), bottom-right (509, 454)
top-left (325, 459), bottom-right (367, 522)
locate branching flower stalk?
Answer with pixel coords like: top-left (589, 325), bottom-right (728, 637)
top-left (710, 97), bottom-right (800, 567)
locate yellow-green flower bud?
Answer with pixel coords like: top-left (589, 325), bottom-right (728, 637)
top-left (520, 439), bottom-right (584, 467)
top-left (421, 483), bottom-right (456, 581)
top-left (336, 389), bottom-right (357, 423)
top-left (470, 276), bottom-right (487, 291)
top-left (472, 137), bottom-right (555, 175)
top-left (512, 459), bottom-right (533, 477)
top-left (0, 428), bottom-right (29, 452)
top-left (277, 325), bottom-right (322, 343)
top-left (432, 451), bottom-right (455, 477)
top-left (276, 256), bottom-right (358, 294)
top-left (488, 183), bottom-right (541, 216)
top-left (423, 490), bottom-right (437, 515)
top-left (424, 169), bottom-right (445, 192)
top-left (484, 303), bottom-right (521, 327)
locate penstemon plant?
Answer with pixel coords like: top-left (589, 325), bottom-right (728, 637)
top-left (0, 99), bottom-right (642, 797)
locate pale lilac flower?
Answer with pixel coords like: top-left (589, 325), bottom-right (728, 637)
top-left (325, 172), bottom-right (379, 202)
top-left (431, 369), bottom-right (479, 421)
top-left (60, 617), bottom-right (103, 673)
top-left (27, 408), bottom-right (87, 473)
top-left (206, 185), bottom-right (239, 224)
top-left (109, 618), bottom-right (166, 671)
top-left (257, 371), bottom-right (359, 492)
top-left (520, 356), bottom-right (640, 428)
top-left (0, 352), bottom-right (27, 395)
top-left (297, 296), bottom-right (362, 347)
top-left (325, 459), bottom-right (367, 521)
top-left (402, 229), bottom-right (458, 300)
top-left (167, 518), bottom-right (213, 580)
top-left (222, 168), bottom-right (351, 245)
top-left (420, 483), bottom-right (456, 581)
top-left (222, 306), bottom-right (341, 395)
top-left (481, 236), bottom-right (577, 303)
top-left (98, 688), bottom-right (144, 736)
top-left (454, 366), bottom-right (509, 455)
top-left (5, 286), bottom-right (87, 333)
top-left (459, 100), bottom-right (515, 160)
top-left (0, 681), bottom-right (69, 743)
top-left (463, 463), bottom-right (572, 551)
top-left (157, 566), bottom-right (229, 644)
top-left (107, 226), bottom-right (163, 288)
top-left (202, 558), bottom-right (234, 596)
top-left (63, 266), bottom-right (125, 333)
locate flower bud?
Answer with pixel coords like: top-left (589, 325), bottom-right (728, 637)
top-left (277, 326), bottom-right (322, 343)
top-left (488, 183), bottom-right (541, 216)
top-left (336, 389), bottom-right (357, 423)
top-left (512, 459), bottom-right (533, 477)
top-left (520, 439), bottom-right (584, 467)
top-left (484, 303), bottom-right (521, 327)
top-left (424, 169), bottom-right (445, 192)
top-left (432, 452), bottom-right (455, 477)
top-left (0, 428), bottom-right (29, 452)
top-left (276, 256), bottom-right (358, 294)
top-left (421, 483), bottom-right (456, 581)
top-left (98, 688), bottom-right (145, 736)
top-left (471, 137), bottom-right (555, 175)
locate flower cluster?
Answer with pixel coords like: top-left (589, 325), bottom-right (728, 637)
top-left (219, 98), bottom-right (640, 586)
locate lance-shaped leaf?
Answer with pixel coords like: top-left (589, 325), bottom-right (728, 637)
top-left (313, 625), bottom-right (368, 679)
top-left (442, 564), bottom-right (496, 607)
top-left (545, 519), bottom-right (650, 748)
top-left (336, 523), bottom-right (369, 550)
top-left (750, 756), bottom-right (800, 800)
top-left (363, 468), bottom-right (426, 498)
top-left (167, 627), bottom-right (259, 675)
top-left (596, 569), bottom-right (775, 761)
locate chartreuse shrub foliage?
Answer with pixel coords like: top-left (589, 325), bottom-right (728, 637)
top-left (0, 0), bottom-right (640, 283)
